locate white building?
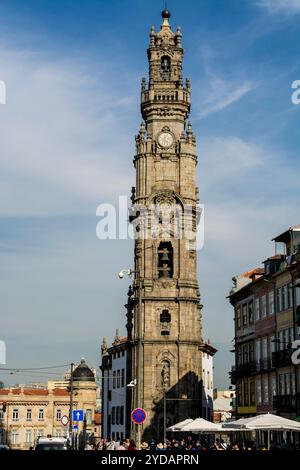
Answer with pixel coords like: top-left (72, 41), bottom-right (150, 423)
top-left (100, 332), bottom-right (131, 441)
top-left (200, 341), bottom-right (217, 421)
top-left (213, 389), bottom-right (235, 423)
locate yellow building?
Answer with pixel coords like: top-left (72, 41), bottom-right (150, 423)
top-left (0, 359), bottom-right (99, 449)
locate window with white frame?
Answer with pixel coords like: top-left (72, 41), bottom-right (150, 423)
top-left (261, 295), bottom-right (267, 319)
top-left (263, 375), bottom-right (269, 404)
top-left (286, 373), bottom-right (290, 395)
top-left (255, 298), bottom-right (260, 321)
top-left (277, 287), bottom-right (282, 312)
top-left (26, 409), bottom-right (32, 421)
top-left (296, 286), bottom-right (300, 305)
top-left (12, 408), bottom-right (19, 421)
top-left (237, 383), bottom-right (242, 406)
top-left (288, 283), bottom-right (293, 308)
top-left (236, 306), bottom-right (241, 329)
top-left (270, 335), bottom-right (275, 367)
top-left (56, 409), bottom-right (61, 421)
top-left (256, 339), bottom-right (261, 369)
top-left (279, 374), bottom-right (284, 395)
top-left (268, 291), bottom-right (274, 315)
top-left (256, 377), bottom-right (262, 405)
top-left (283, 329), bottom-right (288, 348)
top-left (86, 409), bottom-right (92, 425)
top-left (55, 428), bottom-right (63, 437)
top-left (263, 337), bottom-right (268, 367)
top-left (38, 409), bottom-right (44, 421)
top-left (242, 304), bottom-right (248, 326)
top-left (248, 300), bottom-right (254, 324)
top-left (291, 373), bottom-right (296, 394)
top-left (25, 429), bottom-right (32, 444)
top-left (283, 285), bottom-right (288, 310)
top-left (11, 429), bottom-right (18, 444)
top-left (279, 330), bottom-right (284, 351)
top-left (37, 429), bottom-right (44, 438)
top-left (271, 375), bottom-right (276, 397)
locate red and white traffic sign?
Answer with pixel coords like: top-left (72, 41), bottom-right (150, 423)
top-left (61, 415), bottom-right (69, 426)
top-left (131, 408), bottom-right (147, 425)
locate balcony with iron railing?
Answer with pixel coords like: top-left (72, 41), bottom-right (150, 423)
top-left (273, 394), bottom-right (300, 412)
top-left (230, 361), bottom-right (257, 382)
top-left (272, 349), bottom-right (292, 368)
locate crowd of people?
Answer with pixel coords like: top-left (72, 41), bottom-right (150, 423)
top-left (85, 436), bottom-right (299, 451)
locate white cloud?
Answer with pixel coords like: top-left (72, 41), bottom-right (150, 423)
top-left (199, 136), bottom-right (264, 186)
top-left (0, 42), bottom-right (136, 217)
top-left (198, 81), bottom-right (254, 119)
top-left (197, 135), bottom-right (300, 352)
top-left (255, 0), bottom-right (300, 14)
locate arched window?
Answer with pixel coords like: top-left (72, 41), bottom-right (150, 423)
top-left (158, 242), bottom-right (173, 278)
top-left (160, 309), bottom-right (171, 335)
top-left (161, 56), bottom-right (171, 80)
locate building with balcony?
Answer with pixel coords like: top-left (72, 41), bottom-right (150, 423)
top-left (229, 225), bottom-right (300, 420)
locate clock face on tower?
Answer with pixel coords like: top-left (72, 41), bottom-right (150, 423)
top-left (158, 131), bottom-right (173, 148)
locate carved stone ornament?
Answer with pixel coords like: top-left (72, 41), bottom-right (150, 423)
top-left (154, 192), bottom-right (176, 206)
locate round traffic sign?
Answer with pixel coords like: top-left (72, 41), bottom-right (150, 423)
top-left (131, 408), bottom-right (147, 425)
top-left (61, 415), bottom-right (69, 426)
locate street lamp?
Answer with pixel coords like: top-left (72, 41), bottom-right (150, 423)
top-left (118, 267), bottom-right (143, 450)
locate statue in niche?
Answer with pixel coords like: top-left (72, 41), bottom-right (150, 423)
top-left (161, 361), bottom-right (170, 388)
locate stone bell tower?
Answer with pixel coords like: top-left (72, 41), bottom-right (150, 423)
top-left (129, 9), bottom-right (203, 440)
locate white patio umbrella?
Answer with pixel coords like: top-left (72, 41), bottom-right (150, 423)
top-left (180, 418), bottom-right (222, 433)
top-left (166, 418), bottom-right (194, 431)
top-left (221, 413), bottom-right (300, 449)
top-left (222, 413), bottom-right (300, 431)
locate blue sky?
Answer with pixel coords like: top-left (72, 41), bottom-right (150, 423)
top-left (0, 0), bottom-right (299, 388)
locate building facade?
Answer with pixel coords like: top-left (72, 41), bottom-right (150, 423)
top-left (200, 342), bottom-right (217, 421)
top-left (128, 9), bottom-right (204, 440)
top-left (0, 359), bottom-right (99, 449)
top-left (229, 225), bottom-right (300, 419)
top-left (101, 333), bottom-right (131, 441)
top-left (213, 389), bottom-right (235, 423)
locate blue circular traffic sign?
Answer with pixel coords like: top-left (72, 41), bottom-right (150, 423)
top-left (131, 407), bottom-right (147, 424)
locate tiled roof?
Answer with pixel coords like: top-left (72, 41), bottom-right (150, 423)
top-left (23, 389), bottom-right (48, 396)
top-left (52, 388), bottom-right (69, 396)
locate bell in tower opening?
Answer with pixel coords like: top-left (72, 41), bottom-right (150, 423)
top-left (161, 56), bottom-right (171, 80)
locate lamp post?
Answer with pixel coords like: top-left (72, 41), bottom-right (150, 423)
top-left (119, 268), bottom-right (142, 449)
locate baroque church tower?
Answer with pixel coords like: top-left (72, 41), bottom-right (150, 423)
top-left (128, 9), bottom-right (203, 440)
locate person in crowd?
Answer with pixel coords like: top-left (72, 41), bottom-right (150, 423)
top-left (127, 439), bottom-right (137, 450)
top-left (116, 440), bottom-right (126, 450)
